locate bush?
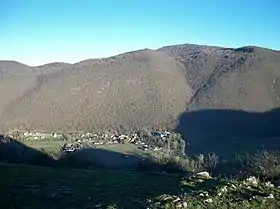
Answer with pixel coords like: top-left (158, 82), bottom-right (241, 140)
top-left (211, 150), bottom-right (280, 180)
top-left (138, 131), bottom-right (186, 156)
top-left (137, 152), bottom-right (207, 173)
top-left (240, 150), bottom-right (280, 180)
top-left (203, 152), bottom-right (220, 173)
top-left (167, 133), bottom-right (186, 156)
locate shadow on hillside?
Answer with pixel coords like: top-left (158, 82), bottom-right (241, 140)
top-left (175, 108), bottom-right (280, 158)
top-left (58, 148), bottom-right (146, 170)
top-left (0, 134), bottom-right (56, 166)
top-left (57, 149), bottom-right (183, 208)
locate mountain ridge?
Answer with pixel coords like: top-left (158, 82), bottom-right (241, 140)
top-left (1, 43), bottom-right (280, 135)
top-left (4, 44), bottom-right (279, 68)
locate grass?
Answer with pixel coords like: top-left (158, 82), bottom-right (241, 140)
top-left (0, 163), bottom-right (182, 209)
top-left (97, 143), bottom-right (148, 155)
top-left (23, 140), bottom-right (147, 155)
top-left (22, 140), bottom-right (152, 165)
top-left (23, 140), bottom-right (65, 149)
top-left (1, 163), bottom-right (280, 209)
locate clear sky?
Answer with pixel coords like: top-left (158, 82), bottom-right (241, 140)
top-left (1, 0), bottom-right (279, 66)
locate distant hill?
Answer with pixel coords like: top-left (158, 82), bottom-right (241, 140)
top-left (0, 61), bottom-right (36, 118)
top-left (1, 44), bottom-right (280, 136)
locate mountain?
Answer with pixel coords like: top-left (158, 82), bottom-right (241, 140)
top-left (0, 61), bottom-right (36, 118)
top-left (1, 44), bottom-right (280, 135)
top-left (159, 45), bottom-right (280, 111)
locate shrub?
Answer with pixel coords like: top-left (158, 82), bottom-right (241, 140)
top-left (240, 150), bottom-right (280, 180)
top-left (137, 153), bottom-right (182, 173)
top-left (139, 131), bottom-right (186, 156)
top-left (167, 133), bottom-right (186, 156)
top-left (203, 152), bottom-right (220, 173)
top-left (137, 152), bottom-right (206, 173)
top-left (211, 150), bottom-right (280, 180)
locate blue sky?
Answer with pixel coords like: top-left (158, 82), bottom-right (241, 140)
top-left (0, 0), bottom-right (279, 65)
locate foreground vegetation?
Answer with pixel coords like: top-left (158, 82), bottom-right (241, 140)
top-left (1, 163), bottom-right (280, 209)
top-left (2, 132), bottom-right (280, 208)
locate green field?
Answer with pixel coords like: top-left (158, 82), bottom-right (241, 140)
top-left (23, 140), bottom-right (147, 155)
top-left (23, 140), bottom-right (65, 149)
top-left (22, 140), bottom-right (153, 170)
top-left (97, 143), bottom-right (147, 155)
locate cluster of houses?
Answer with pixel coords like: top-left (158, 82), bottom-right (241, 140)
top-left (21, 132), bottom-right (62, 140)
top-left (68, 132), bottom-right (166, 152)
top-left (11, 130), bottom-right (173, 153)
top-left (60, 142), bottom-right (84, 153)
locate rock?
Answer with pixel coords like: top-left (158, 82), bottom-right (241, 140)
top-left (182, 202), bottom-right (188, 208)
top-left (244, 176), bottom-right (259, 186)
top-left (196, 171), bottom-right (211, 179)
top-left (220, 186), bottom-right (228, 193)
top-left (173, 196), bottom-right (181, 203)
top-left (218, 186), bottom-right (228, 196)
top-left (264, 182), bottom-right (274, 188)
top-left (198, 191), bottom-right (208, 197)
top-left (249, 196), bottom-right (257, 201)
top-left (265, 194), bottom-right (274, 199)
top-left (204, 198), bottom-right (213, 203)
top-left (94, 203), bottom-right (102, 208)
top-left (176, 203), bottom-right (182, 208)
top-left (162, 195), bottom-right (173, 201)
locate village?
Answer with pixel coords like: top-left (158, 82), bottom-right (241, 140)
top-left (7, 130), bottom-right (175, 154)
